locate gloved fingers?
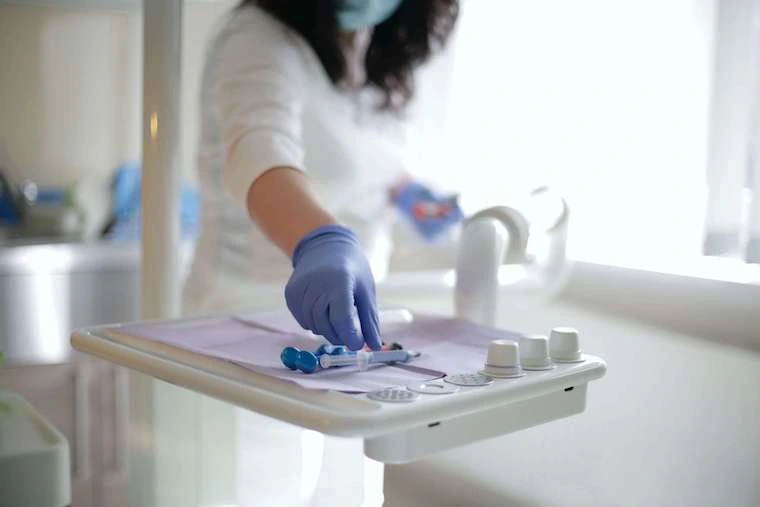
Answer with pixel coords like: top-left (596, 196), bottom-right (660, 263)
top-left (311, 292), bottom-right (341, 345)
top-left (355, 286), bottom-right (382, 351)
top-left (328, 289), bottom-right (363, 351)
top-left (285, 279), bottom-right (310, 332)
top-left (299, 283), bottom-right (325, 334)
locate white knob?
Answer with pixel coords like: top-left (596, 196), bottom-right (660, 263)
top-left (549, 327), bottom-right (583, 362)
top-left (519, 334), bottom-right (553, 370)
top-left (481, 339), bottom-right (525, 378)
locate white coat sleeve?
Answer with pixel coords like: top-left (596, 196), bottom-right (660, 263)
top-left (213, 13), bottom-right (309, 208)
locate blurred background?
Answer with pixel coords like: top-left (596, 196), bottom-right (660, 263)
top-left (0, 1), bottom-right (759, 506)
top-left (2, 0), bottom-right (759, 264)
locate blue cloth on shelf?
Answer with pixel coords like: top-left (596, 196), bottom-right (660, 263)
top-left (0, 195), bottom-right (20, 225)
top-left (108, 162), bottom-right (199, 242)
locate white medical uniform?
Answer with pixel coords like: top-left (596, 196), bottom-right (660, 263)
top-left (183, 5), bottom-right (408, 312)
top-left (179, 5), bottom-right (408, 506)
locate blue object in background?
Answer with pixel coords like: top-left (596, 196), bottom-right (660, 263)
top-left (393, 181), bottom-right (464, 242)
top-left (107, 162), bottom-right (199, 242)
top-left (0, 171), bottom-right (21, 225)
top-left (34, 188), bottom-right (66, 206)
top-left (112, 161), bottom-right (142, 221)
top-left (0, 194), bottom-right (20, 225)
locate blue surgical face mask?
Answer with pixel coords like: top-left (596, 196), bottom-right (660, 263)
top-left (336, 0), bottom-right (404, 31)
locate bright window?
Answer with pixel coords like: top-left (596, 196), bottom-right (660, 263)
top-left (410, 0), bottom-right (721, 266)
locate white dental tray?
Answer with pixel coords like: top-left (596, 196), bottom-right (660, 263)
top-left (71, 312), bottom-right (606, 463)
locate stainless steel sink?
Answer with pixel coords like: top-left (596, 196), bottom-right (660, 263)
top-left (0, 241), bottom-right (142, 366)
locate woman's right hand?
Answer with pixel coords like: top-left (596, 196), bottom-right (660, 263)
top-left (285, 225), bottom-right (382, 351)
top-left (392, 180), bottom-right (464, 242)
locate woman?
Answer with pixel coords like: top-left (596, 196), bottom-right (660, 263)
top-left (184, 0), bottom-right (461, 343)
top-left (180, 0), bottom-right (461, 504)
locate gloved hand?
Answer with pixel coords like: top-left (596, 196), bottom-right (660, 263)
top-left (393, 181), bottom-right (464, 242)
top-left (285, 225), bottom-right (382, 351)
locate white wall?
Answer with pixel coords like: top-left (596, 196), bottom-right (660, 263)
top-left (0, 1), bottom-right (235, 233)
top-left (0, 4), bottom-right (138, 186)
top-left (412, 0), bottom-right (718, 264)
top-left (703, 0), bottom-right (757, 256)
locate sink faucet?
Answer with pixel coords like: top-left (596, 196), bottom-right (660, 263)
top-left (454, 188), bottom-right (570, 327)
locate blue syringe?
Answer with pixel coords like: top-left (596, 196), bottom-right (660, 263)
top-left (318, 349), bottom-right (419, 371)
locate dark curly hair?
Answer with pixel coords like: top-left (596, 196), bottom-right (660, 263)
top-left (240, 0), bottom-right (459, 109)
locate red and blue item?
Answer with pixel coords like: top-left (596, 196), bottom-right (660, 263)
top-left (393, 181), bottom-right (464, 242)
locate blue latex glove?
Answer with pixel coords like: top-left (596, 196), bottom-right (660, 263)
top-left (393, 181), bottom-right (464, 242)
top-left (285, 225), bottom-right (382, 351)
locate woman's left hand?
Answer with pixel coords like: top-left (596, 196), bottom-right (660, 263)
top-left (392, 180), bottom-right (464, 242)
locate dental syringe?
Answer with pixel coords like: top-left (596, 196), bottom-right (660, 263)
top-left (319, 349), bottom-right (419, 371)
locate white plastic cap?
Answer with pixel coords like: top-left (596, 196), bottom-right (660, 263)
top-left (519, 334), bottom-right (553, 370)
top-left (356, 350), bottom-right (371, 371)
top-left (481, 339), bottom-right (524, 378)
top-left (549, 327), bottom-right (583, 362)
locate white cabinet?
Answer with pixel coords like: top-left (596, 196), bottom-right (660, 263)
top-left (0, 358), bottom-right (128, 507)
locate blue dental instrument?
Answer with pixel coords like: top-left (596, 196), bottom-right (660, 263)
top-left (280, 345), bottom-right (418, 374)
top-left (295, 350), bottom-right (320, 374)
top-left (319, 349), bottom-right (419, 371)
top-left (315, 344), bottom-right (348, 357)
top-left (281, 345), bottom-right (350, 374)
top-left (280, 346), bottom-right (300, 370)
